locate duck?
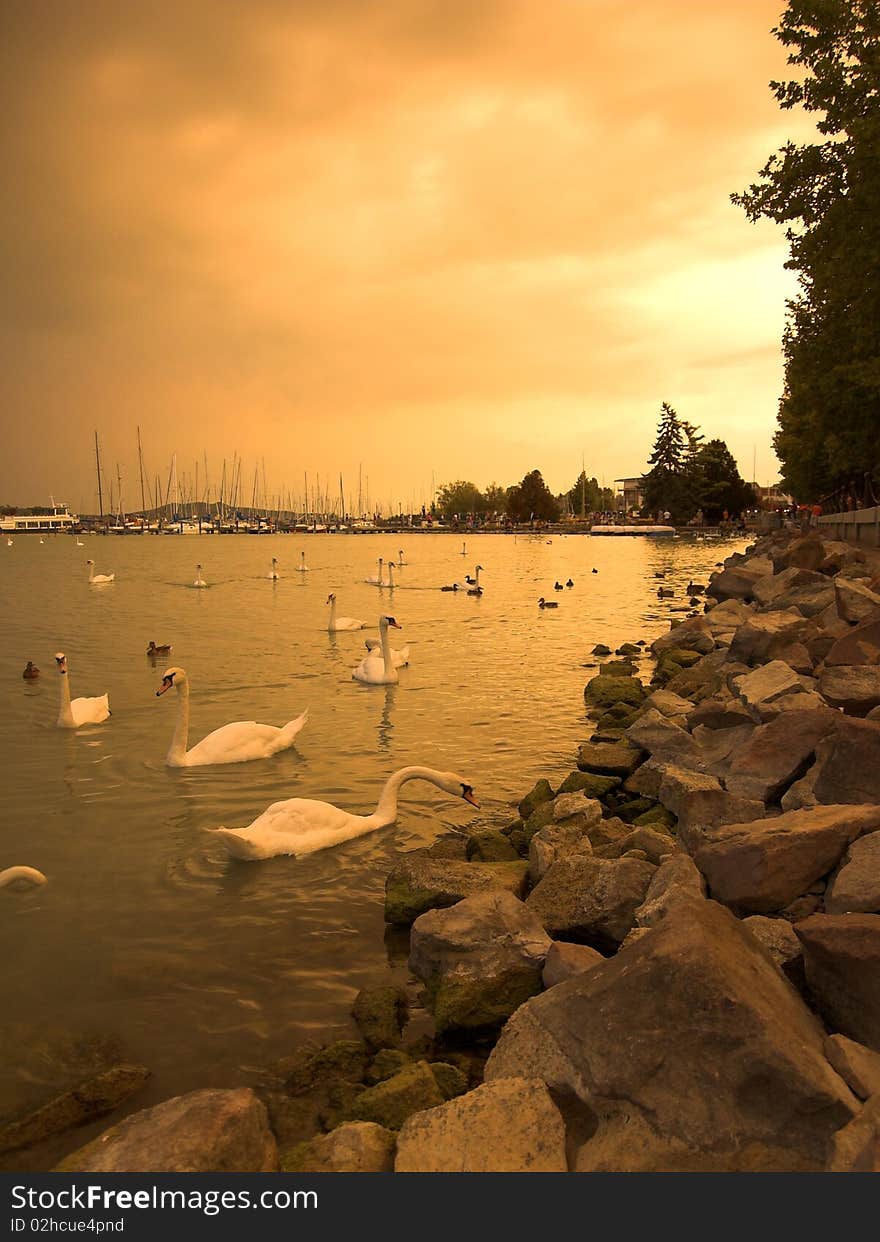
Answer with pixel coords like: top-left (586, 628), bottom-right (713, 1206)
top-left (0, 866), bottom-right (48, 890)
top-left (327, 594), bottom-right (365, 632)
top-left (295, 551), bottom-right (310, 573)
top-left (54, 653), bottom-right (110, 728)
top-left (156, 667), bottom-right (308, 767)
top-left (268, 557), bottom-right (281, 580)
top-left (352, 616), bottom-right (403, 685)
top-left (686, 582), bottom-right (705, 594)
top-left (86, 559), bottom-right (114, 584)
top-left (365, 558), bottom-right (385, 586)
top-left (208, 765), bottom-right (479, 861)
top-left (440, 583), bottom-right (461, 592)
top-left (193, 564), bottom-right (207, 588)
top-left (657, 587), bottom-right (674, 598)
top-left (566, 579), bottom-right (574, 588)
top-left (466, 565), bottom-right (484, 596)
top-left (146, 641), bottom-right (172, 657)
top-left (22, 661), bottom-right (40, 680)
top-left (554, 581), bottom-right (564, 591)
top-left (591, 568), bottom-right (598, 574)
top-left (538, 597), bottom-right (558, 608)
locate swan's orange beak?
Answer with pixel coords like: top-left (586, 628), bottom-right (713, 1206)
top-left (463, 788), bottom-right (480, 808)
top-left (156, 678), bottom-right (173, 697)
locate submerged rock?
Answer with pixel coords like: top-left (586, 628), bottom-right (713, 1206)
top-left (0, 1064), bottom-right (150, 1157)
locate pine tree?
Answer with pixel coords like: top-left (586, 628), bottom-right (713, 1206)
top-left (643, 403), bottom-right (690, 519)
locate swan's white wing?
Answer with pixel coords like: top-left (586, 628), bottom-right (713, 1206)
top-left (185, 719), bottom-right (300, 765)
top-left (213, 798), bottom-right (367, 859)
top-left (71, 695), bottom-right (110, 725)
top-left (352, 651), bottom-right (396, 684)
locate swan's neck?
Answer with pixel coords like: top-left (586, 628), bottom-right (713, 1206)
top-left (57, 670), bottom-right (74, 727)
top-left (377, 560), bottom-right (384, 585)
top-left (369, 766), bottom-right (448, 828)
top-left (379, 622), bottom-right (393, 672)
top-left (387, 563), bottom-right (394, 586)
top-left (167, 682), bottom-right (190, 764)
top-left (87, 565), bottom-right (94, 583)
top-left (328, 597), bottom-right (337, 628)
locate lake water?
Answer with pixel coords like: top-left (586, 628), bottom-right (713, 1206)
top-left (0, 529), bottom-right (746, 1166)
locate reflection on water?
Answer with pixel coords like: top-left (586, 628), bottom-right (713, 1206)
top-left (0, 530), bottom-right (746, 1158)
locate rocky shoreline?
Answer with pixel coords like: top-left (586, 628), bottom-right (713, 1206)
top-left (6, 529), bottom-right (880, 1172)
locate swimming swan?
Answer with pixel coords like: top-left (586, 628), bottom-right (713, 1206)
top-left (193, 564), bottom-right (207, 588)
top-left (296, 551), bottom-right (309, 573)
top-left (86, 559), bottom-right (114, 584)
top-left (466, 565), bottom-right (484, 596)
top-left (365, 558), bottom-right (384, 586)
top-left (352, 616), bottom-right (402, 685)
top-left (0, 866), bottom-right (48, 889)
top-left (364, 634), bottom-right (410, 668)
top-left (55, 653), bottom-right (111, 727)
top-left (156, 667), bottom-right (308, 767)
top-left (209, 765), bottom-right (479, 860)
top-left (327, 594), bottom-right (365, 632)
top-left (268, 557), bottom-right (280, 580)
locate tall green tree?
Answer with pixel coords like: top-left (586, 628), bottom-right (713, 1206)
top-left (566, 471), bottom-right (613, 515)
top-left (642, 402), bottom-right (692, 520)
top-left (507, 469), bottom-right (560, 523)
top-left (436, 480), bottom-right (484, 520)
top-left (732, 0), bottom-right (880, 502)
top-left (694, 439), bottom-right (757, 523)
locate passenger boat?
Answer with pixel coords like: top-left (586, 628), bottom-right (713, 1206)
top-left (0, 502), bottom-right (78, 534)
top-left (590, 524), bottom-right (676, 537)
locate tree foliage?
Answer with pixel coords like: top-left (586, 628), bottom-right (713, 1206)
top-left (693, 439), bottom-right (757, 523)
top-left (506, 469), bottom-right (560, 523)
top-left (565, 471), bottom-right (614, 515)
top-left (642, 402), bottom-right (691, 519)
top-left (435, 480), bottom-right (484, 520)
top-left (732, 0), bottom-right (880, 502)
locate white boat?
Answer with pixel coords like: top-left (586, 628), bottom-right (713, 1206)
top-left (0, 502), bottom-right (78, 534)
top-left (590, 524), bottom-right (676, 537)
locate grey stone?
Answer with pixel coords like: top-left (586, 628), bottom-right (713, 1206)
top-left (835, 577), bottom-right (880, 625)
top-left (635, 853), bottom-right (706, 927)
top-left (526, 855), bottom-right (655, 950)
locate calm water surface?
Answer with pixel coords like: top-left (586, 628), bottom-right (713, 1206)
top-left (0, 530), bottom-right (746, 1162)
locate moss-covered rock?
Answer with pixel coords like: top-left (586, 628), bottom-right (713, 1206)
top-left (661, 648), bottom-right (704, 669)
top-left (347, 1061), bottom-right (444, 1131)
top-left (517, 779), bottom-right (556, 821)
top-left (351, 986), bottom-right (408, 1052)
top-left (521, 801), bottom-right (556, 843)
top-left (584, 674), bottom-right (647, 708)
top-left (557, 770), bottom-right (622, 799)
top-left (429, 1062), bottom-right (469, 1100)
top-left (466, 830), bottom-right (519, 863)
top-left (430, 969), bottom-right (544, 1036)
top-left (617, 643), bottom-right (642, 657)
top-left (633, 805), bottom-right (677, 833)
top-left (506, 827), bottom-right (530, 856)
top-left (616, 796), bottom-right (658, 824)
top-left (384, 856), bottom-right (529, 925)
top-left (592, 644), bottom-right (612, 656)
top-left (599, 660), bottom-right (638, 677)
top-left (577, 739), bottom-right (645, 777)
top-left (283, 1041), bottom-right (369, 1096)
top-left (426, 835), bottom-right (469, 860)
top-left (366, 1049), bottom-right (412, 1085)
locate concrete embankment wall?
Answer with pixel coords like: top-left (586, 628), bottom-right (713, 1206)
top-left (818, 505), bottom-right (880, 548)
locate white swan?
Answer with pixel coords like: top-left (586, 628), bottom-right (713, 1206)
top-left (296, 551), bottom-right (309, 573)
top-left (364, 635), bottom-right (410, 668)
top-left (0, 866), bottom-right (48, 890)
top-left (55, 653), bottom-right (111, 728)
top-left (327, 594), bottom-right (365, 632)
top-left (86, 559), bottom-right (114, 584)
top-left (365, 557), bottom-right (384, 586)
top-left (209, 765), bottom-right (479, 860)
top-left (193, 564), bottom-right (207, 588)
top-left (6, 538), bottom-right (12, 546)
top-left (396, 549), bottom-right (406, 566)
top-left (352, 615), bottom-right (402, 685)
top-left (76, 539), bottom-right (84, 547)
top-left (156, 667), bottom-right (308, 767)
top-left (384, 561), bottom-right (396, 589)
top-left (467, 565), bottom-right (484, 596)
top-left (268, 557), bottom-right (280, 580)
top-left (39, 538), bottom-right (45, 544)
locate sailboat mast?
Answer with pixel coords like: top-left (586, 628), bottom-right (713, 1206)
top-left (94, 430), bottom-right (104, 517)
top-left (136, 426), bottom-right (147, 513)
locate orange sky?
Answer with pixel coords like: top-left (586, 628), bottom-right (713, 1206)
top-left (0, 0), bottom-right (817, 513)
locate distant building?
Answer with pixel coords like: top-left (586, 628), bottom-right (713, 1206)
top-left (614, 477), bottom-right (645, 512)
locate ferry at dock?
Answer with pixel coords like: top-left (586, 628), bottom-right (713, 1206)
top-left (0, 502), bottom-right (79, 534)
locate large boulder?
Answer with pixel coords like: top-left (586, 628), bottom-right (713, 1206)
top-left (728, 610), bottom-right (813, 667)
top-left (732, 661), bottom-right (808, 720)
top-left (773, 535), bottom-right (826, 574)
top-left (826, 833), bottom-right (880, 914)
top-left (795, 914), bottom-right (880, 1051)
top-left (285, 1122), bottom-right (395, 1172)
top-left (835, 577), bottom-right (880, 625)
top-left (384, 854), bottom-right (528, 925)
top-left (693, 804), bottom-right (880, 915)
top-left (409, 890), bottom-right (551, 1034)
top-left (703, 598), bottom-right (754, 640)
top-left (657, 764), bottom-right (764, 853)
top-left (752, 566), bottom-right (825, 608)
top-left (651, 618), bottom-right (715, 658)
top-left (485, 898), bottom-right (858, 1170)
top-left (724, 706), bottom-right (840, 804)
top-left (348, 1062), bottom-right (444, 1131)
top-left (625, 709), bottom-right (700, 763)
top-left (819, 665), bottom-right (880, 716)
top-left (825, 615), bottom-right (880, 667)
top-left (351, 986), bottom-right (408, 1052)
top-left (634, 853), bottom-right (706, 928)
top-left (583, 675), bottom-right (646, 709)
top-left (395, 1078), bottom-right (567, 1172)
top-left (828, 1094), bottom-right (880, 1171)
top-left (525, 855), bottom-right (655, 951)
top-left (577, 739), bottom-right (644, 776)
top-left (55, 1088), bottom-right (278, 1172)
top-left (812, 718), bottom-right (880, 806)
top-left (707, 557), bottom-right (775, 602)
top-left (770, 583), bottom-right (835, 619)
top-left (529, 819), bottom-right (594, 883)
